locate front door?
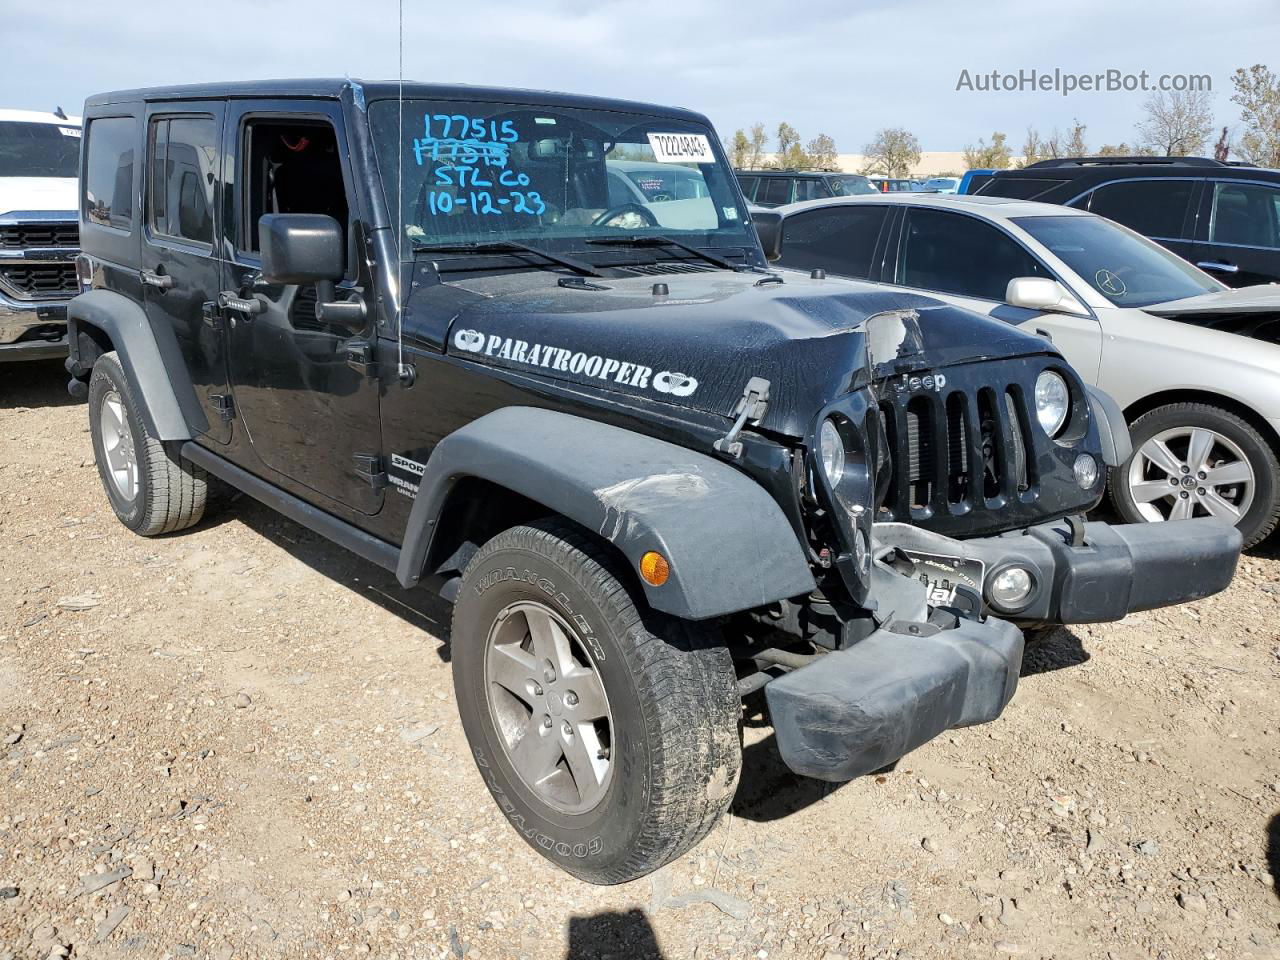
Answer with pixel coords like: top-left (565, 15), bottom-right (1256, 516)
top-left (140, 102), bottom-right (231, 443)
top-left (1192, 180), bottom-right (1280, 287)
top-left (221, 101), bottom-right (383, 515)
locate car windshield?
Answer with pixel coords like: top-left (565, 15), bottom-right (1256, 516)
top-left (368, 100), bottom-right (753, 258)
top-left (0, 121), bottom-right (80, 178)
top-left (830, 176), bottom-right (877, 196)
top-left (1014, 215), bottom-right (1223, 307)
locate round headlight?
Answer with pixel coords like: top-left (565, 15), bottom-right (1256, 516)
top-left (989, 566), bottom-right (1035, 611)
top-left (1034, 370), bottom-right (1070, 437)
top-left (819, 418), bottom-right (846, 486)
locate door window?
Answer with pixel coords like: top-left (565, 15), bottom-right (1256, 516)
top-left (736, 176), bottom-right (759, 202)
top-left (792, 178), bottom-right (831, 202)
top-left (147, 116), bottom-right (217, 247)
top-left (83, 117), bottom-right (137, 230)
top-left (897, 208), bottom-right (1048, 300)
top-left (1082, 179), bottom-right (1193, 239)
top-left (1209, 182), bottom-right (1280, 249)
top-left (758, 178), bottom-right (792, 207)
top-left (777, 206), bottom-right (889, 279)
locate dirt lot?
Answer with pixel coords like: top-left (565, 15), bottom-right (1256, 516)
top-left (2, 359), bottom-right (1279, 960)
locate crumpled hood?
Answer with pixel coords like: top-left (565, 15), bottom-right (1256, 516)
top-left (0, 177), bottom-right (78, 218)
top-left (1145, 283), bottom-right (1280, 345)
top-left (431, 271), bottom-right (1055, 436)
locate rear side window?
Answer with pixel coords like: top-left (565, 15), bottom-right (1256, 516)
top-left (1209, 182), bottom-right (1280, 249)
top-left (148, 117), bottom-right (217, 247)
top-left (759, 178), bottom-right (792, 207)
top-left (897, 208), bottom-right (1049, 300)
top-left (83, 117), bottom-right (137, 230)
top-left (1082, 179), bottom-right (1193, 239)
top-left (978, 177), bottom-right (1062, 200)
top-left (777, 205), bottom-right (889, 279)
top-left (736, 176), bottom-right (759, 202)
top-left (793, 178), bottom-right (831, 202)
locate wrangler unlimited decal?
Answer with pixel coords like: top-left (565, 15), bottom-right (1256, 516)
top-left (451, 328), bottom-right (698, 397)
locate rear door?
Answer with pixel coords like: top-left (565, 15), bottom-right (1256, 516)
top-left (1192, 179), bottom-right (1280, 286)
top-left (139, 102), bottom-right (231, 443)
top-left (757, 177), bottom-right (793, 208)
top-left (775, 204), bottom-right (891, 279)
top-left (221, 100), bottom-right (383, 515)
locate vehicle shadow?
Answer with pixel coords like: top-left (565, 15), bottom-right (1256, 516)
top-left (1268, 812), bottom-right (1280, 901)
top-left (564, 908), bottom-right (666, 959)
top-left (0, 359), bottom-right (78, 408)
top-left (1019, 627), bottom-right (1090, 675)
top-left (228, 496), bottom-right (455, 661)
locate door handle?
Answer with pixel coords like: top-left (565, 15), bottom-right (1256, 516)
top-left (140, 268), bottom-right (173, 290)
top-left (1196, 261), bottom-right (1239, 274)
top-left (217, 291), bottom-right (266, 316)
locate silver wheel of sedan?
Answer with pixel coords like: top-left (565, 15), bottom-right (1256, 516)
top-left (1126, 426), bottom-right (1255, 524)
top-left (484, 600), bottom-right (613, 815)
top-left (99, 389), bottom-right (139, 502)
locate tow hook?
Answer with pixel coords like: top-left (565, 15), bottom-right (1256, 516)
top-left (714, 377), bottom-right (771, 458)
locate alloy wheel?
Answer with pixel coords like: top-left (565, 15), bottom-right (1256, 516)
top-left (99, 390), bottom-right (139, 502)
top-left (1127, 426), bottom-right (1255, 524)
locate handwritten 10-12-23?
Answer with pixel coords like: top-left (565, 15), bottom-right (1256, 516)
top-left (412, 113), bottom-right (546, 217)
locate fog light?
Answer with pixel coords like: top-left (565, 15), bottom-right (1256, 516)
top-left (990, 566), bottom-right (1034, 610)
top-left (1073, 453), bottom-right (1099, 490)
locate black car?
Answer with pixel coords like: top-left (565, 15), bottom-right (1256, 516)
top-left (65, 79), bottom-right (1239, 885)
top-left (737, 169), bottom-right (877, 207)
top-left (977, 157), bottom-right (1280, 287)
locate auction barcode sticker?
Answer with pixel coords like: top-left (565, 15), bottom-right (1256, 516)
top-left (647, 133), bottom-right (714, 163)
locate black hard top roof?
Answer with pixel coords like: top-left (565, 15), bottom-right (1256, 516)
top-left (83, 78), bottom-right (708, 124)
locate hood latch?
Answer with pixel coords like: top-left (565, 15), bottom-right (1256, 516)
top-left (714, 377), bottom-right (771, 459)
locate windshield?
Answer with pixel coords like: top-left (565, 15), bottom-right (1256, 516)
top-left (369, 100), bottom-right (753, 258)
top-left (1014, 215), bottom-right (1223, 307)
top-left (830, 175), bottom-right (877, 196)
top-left (0, 121), bottom-right (80, 178)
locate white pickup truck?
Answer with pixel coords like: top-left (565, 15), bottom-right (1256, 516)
top-left (0, 108), bottom-right (81, 362)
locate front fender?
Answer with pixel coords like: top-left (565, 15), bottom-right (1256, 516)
top-left (397, 407), bottom-right (816, 620)
top-left (67, 289), bottom-right (201, 440)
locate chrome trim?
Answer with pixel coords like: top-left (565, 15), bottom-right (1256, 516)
top-left (0, 209), bottom-right (78, 224)
top-left (1197, 260), bottom-right (1240, 273)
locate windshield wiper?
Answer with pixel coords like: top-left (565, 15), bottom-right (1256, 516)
top-left (411, 240), bottom-right (603, 278)
top-left (584, 235), bottom-right (740, 271)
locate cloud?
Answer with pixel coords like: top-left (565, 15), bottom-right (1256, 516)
top-left (5, 0), bottom-right (1276, 151)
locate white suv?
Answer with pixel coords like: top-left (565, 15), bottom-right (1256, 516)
top-left (0, 108), bottom-right (82, 362)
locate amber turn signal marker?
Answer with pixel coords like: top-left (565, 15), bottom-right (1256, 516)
top-left (639, 551), bottom-right (670, 586)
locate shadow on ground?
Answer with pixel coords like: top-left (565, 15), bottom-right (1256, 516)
top-left (1268, 813), bottom-right (1280, 901)
top-left (565, 909), bottom-right (666, 959)
top-left (0, 359), bottom-right (78, 408)
top-left (1020, 627), bottom-right (1090, 675)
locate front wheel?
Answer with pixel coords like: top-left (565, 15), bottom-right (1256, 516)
top-left (1111, 402), bottom-right (1279, 549)
top-left (452, 520), bottom-right (742, 884)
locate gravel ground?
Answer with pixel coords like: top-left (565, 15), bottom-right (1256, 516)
top-left (2, 359), bottom-right (1279, 960)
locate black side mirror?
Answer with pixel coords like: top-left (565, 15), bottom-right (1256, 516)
top-left (751, 210), bottom-right (784, 262)
top-left (259, 213), bottom-right (345, 285)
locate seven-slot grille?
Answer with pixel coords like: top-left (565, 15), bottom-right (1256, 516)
top-left (0, 222), bottom-right (79, 249)
top-left (0, 263), bottom-right (79, 299)
top-left (877, 382), bottom-right (1034, 521)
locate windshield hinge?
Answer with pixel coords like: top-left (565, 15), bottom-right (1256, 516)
top-left (714, 377), bottom-right (771, 459)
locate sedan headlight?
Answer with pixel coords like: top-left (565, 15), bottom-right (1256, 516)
top-left (819, 418), bottom-right (846, 486)
top-left (1034, 370), bottom-right (1070, 437)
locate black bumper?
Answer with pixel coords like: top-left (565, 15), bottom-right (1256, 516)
top-left (765, 617), bottom-right (1024, 781)
top-left (878, 517), bottom-right (1242, 625)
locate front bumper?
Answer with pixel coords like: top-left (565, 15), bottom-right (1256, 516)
top-left (766, 616), bottom-right (1023, 781)
top-left (876, 516), bottom-right (1242, 625)
top-left (0, 297), bottom-right (69, 362)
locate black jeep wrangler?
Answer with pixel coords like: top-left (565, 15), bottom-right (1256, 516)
top-left (66, 79), bottom-right (1241, 885)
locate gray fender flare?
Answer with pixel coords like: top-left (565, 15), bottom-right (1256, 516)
top-left (68, 289), bottom-right (202, 440)
top-left (1086, 385), bottom-right (1132, 468)
top-left (397, 407), bottom-right (816, 621)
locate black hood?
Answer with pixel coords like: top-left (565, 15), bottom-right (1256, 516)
top-left (414, 271), bottom-right (1054, 437)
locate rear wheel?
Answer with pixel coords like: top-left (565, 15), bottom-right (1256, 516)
top-left (452, 519), bottom-right (741, 884)
top-left (1111, 403), bottom-right (1279, 549)
top-left (88, 351), bottom-right (208, 536)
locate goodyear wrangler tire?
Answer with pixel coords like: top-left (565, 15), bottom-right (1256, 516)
top-left (88, 351), bottom-right (208, 536)
top-left (452, 519), bottom-right (741, 884)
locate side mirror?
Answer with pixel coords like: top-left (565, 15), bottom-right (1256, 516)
top-left (259, 213), bottom-right (345, 285)
top-left (751, 210), bottom-right (784, 262)
top-left (1005, 276), bottom-right (1089, 317)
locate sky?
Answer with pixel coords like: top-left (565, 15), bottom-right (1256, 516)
top-left (5, 0), bottom-right (1277, 155)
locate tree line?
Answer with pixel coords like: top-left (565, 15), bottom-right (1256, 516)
top-left (727, 64), bottom-right (1280, 178)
